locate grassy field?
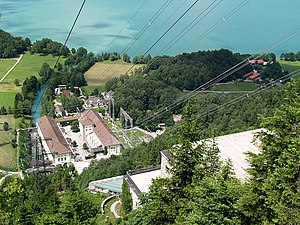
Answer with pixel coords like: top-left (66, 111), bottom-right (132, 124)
top-left (212, 82), bottom-right (257, 91)
top-left (81, 86), bottom-right (106, 95)
top-left (0, 53), bottom-right (64, 93)
top-left (279, 60), bottom-right (300, 74)
top-left (0, 59), bottom-right (17, 78)
top-left (0, 92), bottom-right (16, 108)
top-left (0, 53), bottom-right (64, 108)
top-left (85, 61), bottom-right (143, 86)
top-left (0, 115), bottom-right (18, 170)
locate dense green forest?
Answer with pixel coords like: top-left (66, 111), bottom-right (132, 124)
top-left (0, 29), bottom-right (30, 58)
top-left (280, 51), bottom-right (300, 61)
top-left (29, 38), bottom-right (70, 57)
top-left (0, 164), bottom-right (102, 224)
top-left (106, 49), bottom-right (285, 130)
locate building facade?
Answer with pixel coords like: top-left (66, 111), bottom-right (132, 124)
top-left (78, 110), bottom-right (122, 155)
top-left (36, 116), bottom-right (72, 165)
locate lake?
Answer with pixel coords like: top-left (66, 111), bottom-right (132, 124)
top-left (0, 0), bottom-right (299, 56)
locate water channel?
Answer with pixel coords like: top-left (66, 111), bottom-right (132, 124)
top-left (31, 85), bottom-right (46, 125)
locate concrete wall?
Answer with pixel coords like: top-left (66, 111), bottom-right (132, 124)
top-left (129, 187), bottom-right (140, 210)
top-left (160, 153), bottom-right (171, 178)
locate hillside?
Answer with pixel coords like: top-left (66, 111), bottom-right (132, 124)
top-left (107, 49), bottom-right (253, 129)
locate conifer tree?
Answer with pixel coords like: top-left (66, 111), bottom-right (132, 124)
top-left (238, 81), bottom-right (300, 224)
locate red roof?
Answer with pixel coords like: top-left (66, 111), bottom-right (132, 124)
top-left (257, 59), bottom-right (264, 64)
top-left (249, 60), bottom-right (256, 64)
top-left (248, 73), bottom-right (260, 80)
top-left (243, 71), bottom-right (254, 77)
top-left (37, 116), bottom-right (72, 155)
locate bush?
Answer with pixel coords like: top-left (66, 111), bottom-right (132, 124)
top-left (83, 143), bottom-right (88, 149)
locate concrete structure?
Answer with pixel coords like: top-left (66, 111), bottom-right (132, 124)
top-left (124, 167), bottom-right (161, 209)
top-left (78, 110), bottom-right (122, 155)
top-left (36, 116), bottom-right (72, 165)
top-left (124, 129), bottom-right (262, 209)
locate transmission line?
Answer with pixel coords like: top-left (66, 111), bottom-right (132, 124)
top-left (103, 0), bottom-right (149, 53)
top-left (89, 0), bottom-right (173, 87)
top-left (123, 0), bottom-right (201, 75)
top-left (130, 0), bottom-right (190, 58)
top-left (136, 25), bottom-right (300, 126)
top-left (182, 0), bottom-right (249, 52)
top-left (166, 68), bottom-right (300, 134)
top-left (158, 0), bottom-right (224, 55)
top-left (31, 0), bottom-right (87, 117)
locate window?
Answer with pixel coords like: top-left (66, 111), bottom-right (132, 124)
top-left (64, 157), bottom-right (66, 161)
top-left (58, 158), bottom-right (60, 162)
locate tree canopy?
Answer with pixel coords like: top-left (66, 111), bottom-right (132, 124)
top-left (0, 29), bottom-right (30, 58)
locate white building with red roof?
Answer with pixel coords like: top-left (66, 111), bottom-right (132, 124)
top-left (36, 116), bottom-right (72, 165)
top-left (78, 110), bottom-right (122, 155)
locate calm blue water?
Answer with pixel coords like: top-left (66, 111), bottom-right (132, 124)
top-left (0, 0), bottom-right (299, 56)
top-left (31, 85), bottom-right (46, 125)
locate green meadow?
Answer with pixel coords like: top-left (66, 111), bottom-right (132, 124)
top-left (0, 53), bottom-right (64, 108)
top-left (0, 59), bottom-right (17, 78)
top-left (0, 53), bottom-right (64, 93)
top-left (0, 92), bottom-right (16, 108)
top-left (0, 115), bottom-right (18, 170)
top-left (279, 60), bottom-right (300, 74)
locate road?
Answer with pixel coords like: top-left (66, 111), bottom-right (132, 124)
top-left (0, 54), bottom-right (23, 83)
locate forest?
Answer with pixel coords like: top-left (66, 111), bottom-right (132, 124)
top-left (0, 29), bottom-right (30, 58)
top-left (106, 49), bottom-right (285, 130)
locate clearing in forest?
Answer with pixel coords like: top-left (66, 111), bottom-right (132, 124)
top-left (84, 60), bottom-right (143, 86)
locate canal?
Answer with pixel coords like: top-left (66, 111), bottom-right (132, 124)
top-left (31, 85), bottom-right (46, 125)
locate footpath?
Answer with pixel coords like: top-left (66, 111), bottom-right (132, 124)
top-left (0, 54), bottom-right (23, 83)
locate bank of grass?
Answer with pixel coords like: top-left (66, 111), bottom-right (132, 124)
top-left (212, 82), bottom-right (257, 91)
top-left (82, 86), bottom-right (106, 96)
top-left (0, 115), bottom-right (18, 170)
top-left (84, 61), bottom-right (143, 86)
top-left (279, 60), bottom-right (300, 74)
top-left (0, 52), bottom-right (65, 93)
top-left (0, 59), bottom-right (17, 78)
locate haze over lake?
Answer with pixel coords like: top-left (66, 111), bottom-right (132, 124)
top-left (1, 0), bottom-right (299, 56)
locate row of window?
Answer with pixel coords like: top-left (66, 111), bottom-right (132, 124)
top-left (58, 157), bottom-right (67, 162)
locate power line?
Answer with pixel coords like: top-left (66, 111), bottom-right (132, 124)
top-left (136, 25), bottom-right (300, 126)
top-left (103, 0), bottom-right (149, 53)
top-left (158, 0), bottom-right (224, 55)
top-left (90, 0), bottom-right (173, 87)
top-left (31, 0), bottom-right (87, 117)
top-left (130, 0), bottom-right (190, 57)
top-left (166, 68), bottom-right (300, 134)
top-left (123, 0), bottom-right (201, 75)
top-left (183, 0), bottom-right (249, 52)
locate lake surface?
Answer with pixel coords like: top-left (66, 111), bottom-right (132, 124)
top-left (0, 0), bottom-right (299, 56)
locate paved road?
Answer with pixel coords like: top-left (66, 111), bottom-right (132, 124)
top-left (0, 54), bottom-right (23, 83)
top-left (110, 200), bottom-right (122, 218)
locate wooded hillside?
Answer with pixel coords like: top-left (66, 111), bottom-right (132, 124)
top-left (0, 29), bottom-right (30, 58)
